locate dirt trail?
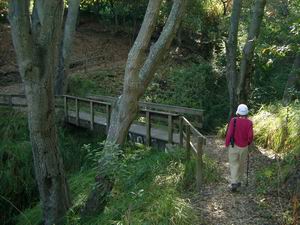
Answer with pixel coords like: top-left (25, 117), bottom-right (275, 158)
top-left (191, 137), bottom-right (289, 225)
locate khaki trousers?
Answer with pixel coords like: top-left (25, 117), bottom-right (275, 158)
top-left (228, 145), bottom-right (248, 184)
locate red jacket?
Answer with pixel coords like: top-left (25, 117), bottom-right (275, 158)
top-left (225, 117), bottom-right (253, 148)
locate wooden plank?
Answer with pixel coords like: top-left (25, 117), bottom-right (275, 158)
top-left (196, 137), bottom-right (204, 191)
top-left (63, 95), bottom-right (111, 106)
top-left (88, 95), bottom-right (204, 116)
top-left (90, 101), bottom-right (94, 130)
top-left (146, 111), bottom-right (151, 146)
top-left (182, 116), bottom-right (205, 139)
top-left (140, 108), bottom-right (179, 117)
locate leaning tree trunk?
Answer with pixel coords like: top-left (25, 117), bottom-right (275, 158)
top-left (225, 0), bottom-right (242, 117)
top-left (8, 1), bottom-right (71, 224)
top-left (237, 0), bottom-right (266, 104)
top-left (282, 53), bottom-right (300, 105)
top-left (82, 0), bottom-right (187, 216)
top-left (55, 0), bottom-right (81, 95)
top-left (107, 0), bottom-right (186, 145)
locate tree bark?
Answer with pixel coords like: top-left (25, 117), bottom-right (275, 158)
top-left (8, 1), bottom-right (71, 224)
top-left (282, 53), bottom-right (300, 105)
top-left (237, 0), bottom-right (266, 104)
top-left (225, 0), bottom-right (242, 117)
top-left (82, 0), bottom-right (187, 216)
top-left (55, 0), bottom-right (81, 95)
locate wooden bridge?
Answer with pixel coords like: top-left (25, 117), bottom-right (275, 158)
top-left (0, 93), bottom-right (207, 190)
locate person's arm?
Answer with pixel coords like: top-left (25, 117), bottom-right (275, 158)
top-left (225, 118), bottom-right (234, 147)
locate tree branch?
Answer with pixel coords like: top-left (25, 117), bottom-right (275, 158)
top-left (62, 0), bottom-right (81, 61)
top-left (237, 0), bottom-right (266, 100)
top-left (125, 0), bottom-right (163, 77)
top-left (8, 0), bottom-right (34, 71)
top-left (139, 0), bottom-right (187, 89)
top-left (33, 0), bottom-right (64, 46)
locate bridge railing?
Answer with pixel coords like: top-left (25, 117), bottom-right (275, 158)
top-left (0, 93), bottom-right (206, 190)
top-left (180, 116), bottom-right (206, 191)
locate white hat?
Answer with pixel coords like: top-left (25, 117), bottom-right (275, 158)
top-left (236, 104), bottom-right (249, 116)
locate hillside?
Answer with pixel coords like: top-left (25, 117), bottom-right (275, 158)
top-left (0, 21), bottom-right (130, 94)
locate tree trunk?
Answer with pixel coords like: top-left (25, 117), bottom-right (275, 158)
top-left (282, 53), bottom-right (300, 105)
top-left (107, 0), bottom-right (186, 145)
top-left (8, 1), bottom-right (71, 224)
top-left (237, 0), bottom-right (266, 104)
top-left (225, 0), bottom-right (242, 117)
top-left (55, 0), bottom-right (81, 95)
top-left (82, 0), bottom-right (187, 216)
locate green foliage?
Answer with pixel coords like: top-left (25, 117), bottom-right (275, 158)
top-left (252, 102), bottom-right (300, 205)
top-left (68, 70), bottom-right (123, 97)
top-left (146, 62), bottom-right (229, 131)
top-left (80, 0), bottom-right (148, 27)
top-left (253, 102), bottom-right (300, 153)
top-left (58, 127), bottom-right (103, 172)
top-left (0, 108), bottom-right (37, 225)
top-left (68, 74), bottom-right (97, 97)
top-left (0, 107), bottom-right (104, 224)
top-left (0, 0), bottom-right (8, 22)
top-left (17, 144), bottom-right (223, 225)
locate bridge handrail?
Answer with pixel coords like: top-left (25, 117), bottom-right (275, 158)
top-left (88, 95), bottom-right (204, 116)
top-left (0, 93), bottom-right (206, 191)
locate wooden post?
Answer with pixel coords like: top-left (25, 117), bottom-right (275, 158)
top-left (106, 105), bottom-right (111, 134)
top-left (75, 98), bottom-right (79, 126)
top-left (64, 96), bottom-right (68, 122)
top-left (179, 116), bottom-right (183, 147)
top-left (168, 115), bottom-right (173, 144)
top-left (8, 96), bottom-right (13, 107)
top-left (196, 136), bottom-right (204, 192)
top-left (90, 101), bottom-right (94, 130)
top-left (146, 111), bottom-right (151, 146)
top-left (186, 125), bottom-right (191, 161)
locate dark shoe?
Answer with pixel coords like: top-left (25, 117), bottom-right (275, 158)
top-left (231, 183), bottom-right (238, 192)
top-left (237, 182), bottom-right (241, 187)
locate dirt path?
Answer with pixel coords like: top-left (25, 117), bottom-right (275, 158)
top-left (191, 137), bottom-right (289, 225)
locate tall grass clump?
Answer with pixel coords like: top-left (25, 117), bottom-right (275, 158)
top-left (67, 146), bottom-right (200, 225)
top-left (253, 102), bottom-right (300, 224)
top-left (253, 101), bottom-right (300, 154)
top-left (0, 107), bottom-right (37, 225)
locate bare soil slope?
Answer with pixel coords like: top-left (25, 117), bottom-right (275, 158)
top-left (0, 22), bottom-right (131, 94)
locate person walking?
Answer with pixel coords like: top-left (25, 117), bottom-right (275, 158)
top-left (225, 104), bottom-right (253, 192)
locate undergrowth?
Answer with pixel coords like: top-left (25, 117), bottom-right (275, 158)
top-left (251, 102), bottom-right (300, 224)
top-left (17, 143), bottom-right (220, 225)
top-left (0, 107), bottom-right (103, 224)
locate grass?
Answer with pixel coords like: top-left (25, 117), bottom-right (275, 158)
top-left (16, 144), bottom-right (220, 225)
top-left (68, 69), bottom-right (123, 97)
top-left (0, 107), bottom-right (104, 224)
top-left (252, 102), bottom-right (300, 153)
top-left (251, 102), bottom-right (300, 224)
